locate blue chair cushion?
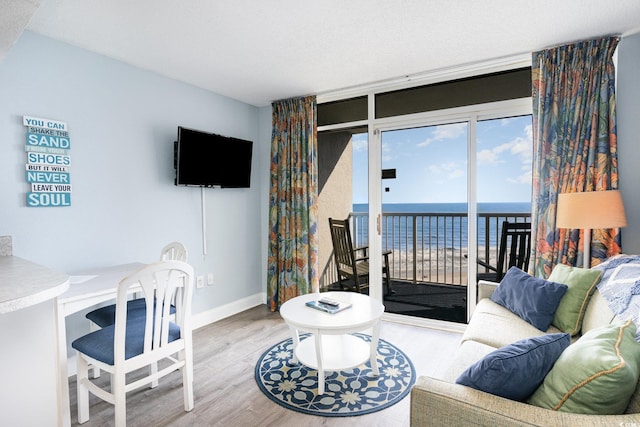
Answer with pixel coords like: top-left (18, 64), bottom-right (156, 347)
top-left (72, 320), bottom-right (181, 365)
top-left (491, 267), bottom-right (568, 331)
top-left (86, 298), bottom-right (176, 328)
top-left (456, 332), bottom-right (571, 401)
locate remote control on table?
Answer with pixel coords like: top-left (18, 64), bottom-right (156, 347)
top-left (319, 297), bottom-right (340, 307)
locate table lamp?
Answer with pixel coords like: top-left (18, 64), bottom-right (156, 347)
top-left (556, 190), bottom-right (627, 268)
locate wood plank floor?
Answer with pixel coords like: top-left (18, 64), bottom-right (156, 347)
top-left (68, 305), bottom-right (462, 427)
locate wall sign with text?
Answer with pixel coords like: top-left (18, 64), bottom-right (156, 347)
top-left (23, 116), bottom-right (72, 207)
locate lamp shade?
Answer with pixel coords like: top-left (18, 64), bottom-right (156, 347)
top-left (556, 190), bottom-right (627, 229)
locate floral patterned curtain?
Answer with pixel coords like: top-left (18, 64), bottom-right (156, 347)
top-left (267, 96), bottom-right (318, 311)
top-left (530, 36), bottom-right (621, 278)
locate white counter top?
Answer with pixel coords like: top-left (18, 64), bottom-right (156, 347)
top-left (0, 256), bottom-right (69, 314)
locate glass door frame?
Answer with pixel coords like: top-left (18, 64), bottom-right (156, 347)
top-left (318, 92), bottom-right (531, 325)
top-left (370, 97), bottom-right (532, 323)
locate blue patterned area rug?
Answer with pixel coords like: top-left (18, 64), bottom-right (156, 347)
top-left (254, 333), bottom-right (416, 417)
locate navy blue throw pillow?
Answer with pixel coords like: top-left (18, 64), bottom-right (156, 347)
top-left (491, 267), bottom-right (568, 331)
top-left (456, 333), bottom-right (571, 401)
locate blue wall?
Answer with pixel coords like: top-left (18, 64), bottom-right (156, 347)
top-left (0, 32), bottom-right (266, 322)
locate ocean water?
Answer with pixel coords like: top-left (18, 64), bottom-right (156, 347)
top-left (353, 202), bottom-right (531, 214)
top-left (351, 202), bottom-right (531, 249)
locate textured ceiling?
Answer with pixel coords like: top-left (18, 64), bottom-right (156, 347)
top-left (5, 0), bottom-right (640, 106)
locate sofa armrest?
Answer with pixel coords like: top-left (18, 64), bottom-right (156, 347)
top-left (477, 280), bottom-right (499, 301)
top-left (410, 376), bottom-right (640, 427)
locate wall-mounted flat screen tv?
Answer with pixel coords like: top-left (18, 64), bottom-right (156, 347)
top-left (175, 126), bottom-right (253, 188)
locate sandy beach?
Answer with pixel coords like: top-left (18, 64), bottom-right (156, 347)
top-left (385, 246), bottom-right (498, 286)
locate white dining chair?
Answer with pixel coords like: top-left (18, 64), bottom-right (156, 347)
top-left (72, 260), bottom-right (194, 426)
top-left (86, 242), bottom-right (188, 328)
top-left (85, 242), bottom-right (188, 380)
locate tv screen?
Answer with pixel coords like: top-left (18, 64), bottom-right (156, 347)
top-left (175, 127), bottom-right (253, 188)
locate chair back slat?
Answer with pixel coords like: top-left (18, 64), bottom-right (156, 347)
top-left (159, 242), bottom-right (188, 321)
top-left (496, 221), bottom-right (532, 281)
top-left (114, 260), bottom-right (194, 364)
top-left (329, 218), bottom-right (356, 268)
top-left (160, 241), bottom-right (188, 262)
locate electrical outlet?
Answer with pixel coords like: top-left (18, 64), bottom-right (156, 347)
top-left (196, 275), bottom-right (204, 288)
top-left (207, 273), bottom-right (214, 285)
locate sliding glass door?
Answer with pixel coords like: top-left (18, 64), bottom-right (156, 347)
top-left (376, 122), bottom-right (469, 322)
top-left (370, 109), bottom-right (531, 323)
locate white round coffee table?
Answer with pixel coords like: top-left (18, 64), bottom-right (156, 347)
top-left (279, 291), bottom-right (385, 395)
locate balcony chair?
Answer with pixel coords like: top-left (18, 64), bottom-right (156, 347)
top-left (477, 220), bottom-right (531, 283)
top-left (328, 217), bottom-right (393, 295)
top-left (72, 260), bottom-right (195, 426)
top-left (85, 242), bottom-right (188, 380)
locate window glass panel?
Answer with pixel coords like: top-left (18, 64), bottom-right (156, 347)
top-left (318, 96), bottom-right (368, 126)
top-left (318, 128), bottom-right (368, 290)
top-left (476, 115), bottom-right (533, 282)
top-left (375, 68), bottom-right (531, 118)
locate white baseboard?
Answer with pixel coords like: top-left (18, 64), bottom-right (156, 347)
top-left (191, 292), bottom-right (266, 330)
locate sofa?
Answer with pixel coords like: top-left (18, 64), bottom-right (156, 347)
top-left (410, 269), bottom-right (640, 426)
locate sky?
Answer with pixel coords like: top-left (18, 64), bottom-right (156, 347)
top-left (351, 115), bottom-right (533, 204)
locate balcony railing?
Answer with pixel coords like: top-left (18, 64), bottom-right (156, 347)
top-left (322, 211), bottom-right (530, 288)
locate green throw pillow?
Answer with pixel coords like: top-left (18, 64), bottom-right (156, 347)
top-left (550, 264), bottom-right (602, 335)
top-left (528, 320), bottom-right (640, 415)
